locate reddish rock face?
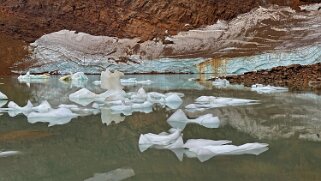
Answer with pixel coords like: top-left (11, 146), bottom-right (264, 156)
top-left (0, 0), bottom-right (317, 43)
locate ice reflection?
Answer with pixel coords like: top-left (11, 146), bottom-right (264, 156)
top-left (101, 108), bottom-right (125, 126)
top-left (0, 151), bottom-right (20, 158)
top-left (84, 168), bottom-right (135, 181)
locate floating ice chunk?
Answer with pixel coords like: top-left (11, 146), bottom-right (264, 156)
top-left (101, 108), bottom-right (125, 126)
top-left (165, 92), bottom-right (185, 98)
top-left (212, 78), bottom-right (230, 88)
top-left (167, 109), bottom-right (220, 129)
top-left (59, 72), bottom-right (88, 81)
top-left (59, 72), bottom-right (88, 88)
top-left (58, 104), bottom-right (79, 109)
top-left (18, 71), bottom-right (50, 80)
top-left (131, 88), bottom-right (147, 103)
top-left (147, 92), bottom-right (183, 109)
top-left (69, 88), bottom-right (120, 106)
top-left (69, 88), bottom-right (98, 100)
top-left (32, 100), bottom-right (52, 113)
top-left (186, 96), bottom-right (258, 111)
top-left (184, 139), bottom-right (232, 149)
top-left (84, 168), bottom-right (135, 181)
top-left (132, 101), bottom-right (153, 109)
top-left (101, 69), bottom-right (124, 90)
top-left (0, 151), bottom-right (20, 158)
top-left (188, 142), bottom-right (269, 162)
top-left (71, 72), bottom-right (88, 81)
top-left (70, 107), bottom-right (100, 116)
top-left (164, 94), bottom-right (183, 109)
top-left (147, 92), bottom-right (166, 103)
top-left (152, 135), bottom-right (185, 161)
top-left (121, 78), bottom-right (153, 86)
top-left (251, 84), bottom-right (288, 94)
top-left (27, 107), bottom-right (78, 126)
top-left (138, 129), bottom-right (182, 152)
top-left (0, 100), bottom-right (7, 108)
top-left (92, 80), bottom-right (101, 86)
top-left (7, 101), bottom-right (33, 116)
top-left (110, 101), bottom-right (153, 116)
top-left (0, 91), bottom-right (8, 100)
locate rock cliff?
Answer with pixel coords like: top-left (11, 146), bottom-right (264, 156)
top-left (0, 0), bottom-right (319, 42)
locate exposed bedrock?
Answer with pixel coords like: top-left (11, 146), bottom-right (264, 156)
top-left (16, 4), bottom-right (321, 74)
top-left (1, 0), bottom-right (319, 42)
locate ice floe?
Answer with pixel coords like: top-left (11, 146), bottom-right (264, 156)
top-left (84, 168), bottom-right (135, 181)
top-left (101, 69), bottom-right (124, 90)
top-left (185, 142), bottom-right (269, 162)
top-left (251, 84), bottom-right (288, 94)
top-left (212, 78), bottom-right (230, 88)
top-left (186, 96), bottom-right (258, 112)
top-left (32, 100), bottom-right (52, 113)
top-left (0, 91), bottom-right (8, 100)
top-left (0, 100), bottom-right (7, 108)
top-left (27, 107), bottom-right (78, 127)
top-left (0, 151), bottom-right (21, 158)
top-left (69, 88), bottom-right (125, 106)
top-left (110, 101), bottom-right (153, 116)
top-left (167, 109), bottom-right (220, 129)
top-left (121, 78), bottom-right (153, 86)
top-left (138, 128), bottom-right (182, 152)
top-left (18, 72), bottom-right (50, 80)
top-left (59, 72), bottom-right (88, 81)
top-left (6, 101), bottom-right (34, 116)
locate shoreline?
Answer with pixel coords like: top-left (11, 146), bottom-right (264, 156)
top-left (219, 63), bottom-right (321, 92)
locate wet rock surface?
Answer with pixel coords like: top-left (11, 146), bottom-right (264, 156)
top-left (0, 0), bottom-right (318, 43)
top-left (221, 63), bottom-right (321, 91)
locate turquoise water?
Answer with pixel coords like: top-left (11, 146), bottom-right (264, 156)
top-left (0, 75), bottom-right (321, 181)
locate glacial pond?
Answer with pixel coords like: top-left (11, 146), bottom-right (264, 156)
top-left (1, 74), bottom-right (321, 181)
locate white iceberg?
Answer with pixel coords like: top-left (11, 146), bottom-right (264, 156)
top-left (147, 92), bottom-right (183, 109)
top-left (212, 78), bottom-right (230, 88)
top-left (0, 91), bottom-right (8, 100)
top-left (6, 101), bottom-right (33, 116)
top-left (184, 139), bottom-right (232, 149)
top-left (84, 168), bottom-right (135, 181)
top-left (138, 129), bottom-right (184, 161)
top-left (167, 109), bottom-right (220, 129)
top-left (251, 84), bottom-right (288, 94)
top-left (32, 100), bottom-right (52, 113)
top-left (59, 72), bottom-right (88, 88)
top-left (18, 71), bottom-right (50, 80)
top-left (186, 96), bottom-right (258, 111)
top-left (121, 78), bottom-right (153, 86)
top-left (101, 69), bottom-right (124, 90)
top-left (110, 101), bottom-right (153, 116)
top-left (69, 88), bottom-right (125, 106)
top-left (27, 107), bottom-right (78, 126)
top-left (92, 80), bottom-right (101, 86)
top-left (0, 100), bottom-right (7, 108)
top-left (138, 128), bottom-right (182, 152)
top-left (187, 142), bottom-right (269, 162)
top-left (59, 72), bottom-right (88, 81)
top-left (164, 94), bottom-right (183, 109)
top-left (130, 88), bottom-right (147, 103)
top-left (0, 151), bottom-right (20, 158)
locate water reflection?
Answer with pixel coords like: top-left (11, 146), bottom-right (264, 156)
top-left (0, 75), bottom-right (321, 180)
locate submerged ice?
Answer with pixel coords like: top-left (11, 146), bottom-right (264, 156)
top-left (251, 84), bottom-right (288, 94)
top-left (186, 96), bottom-right (258, 111)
